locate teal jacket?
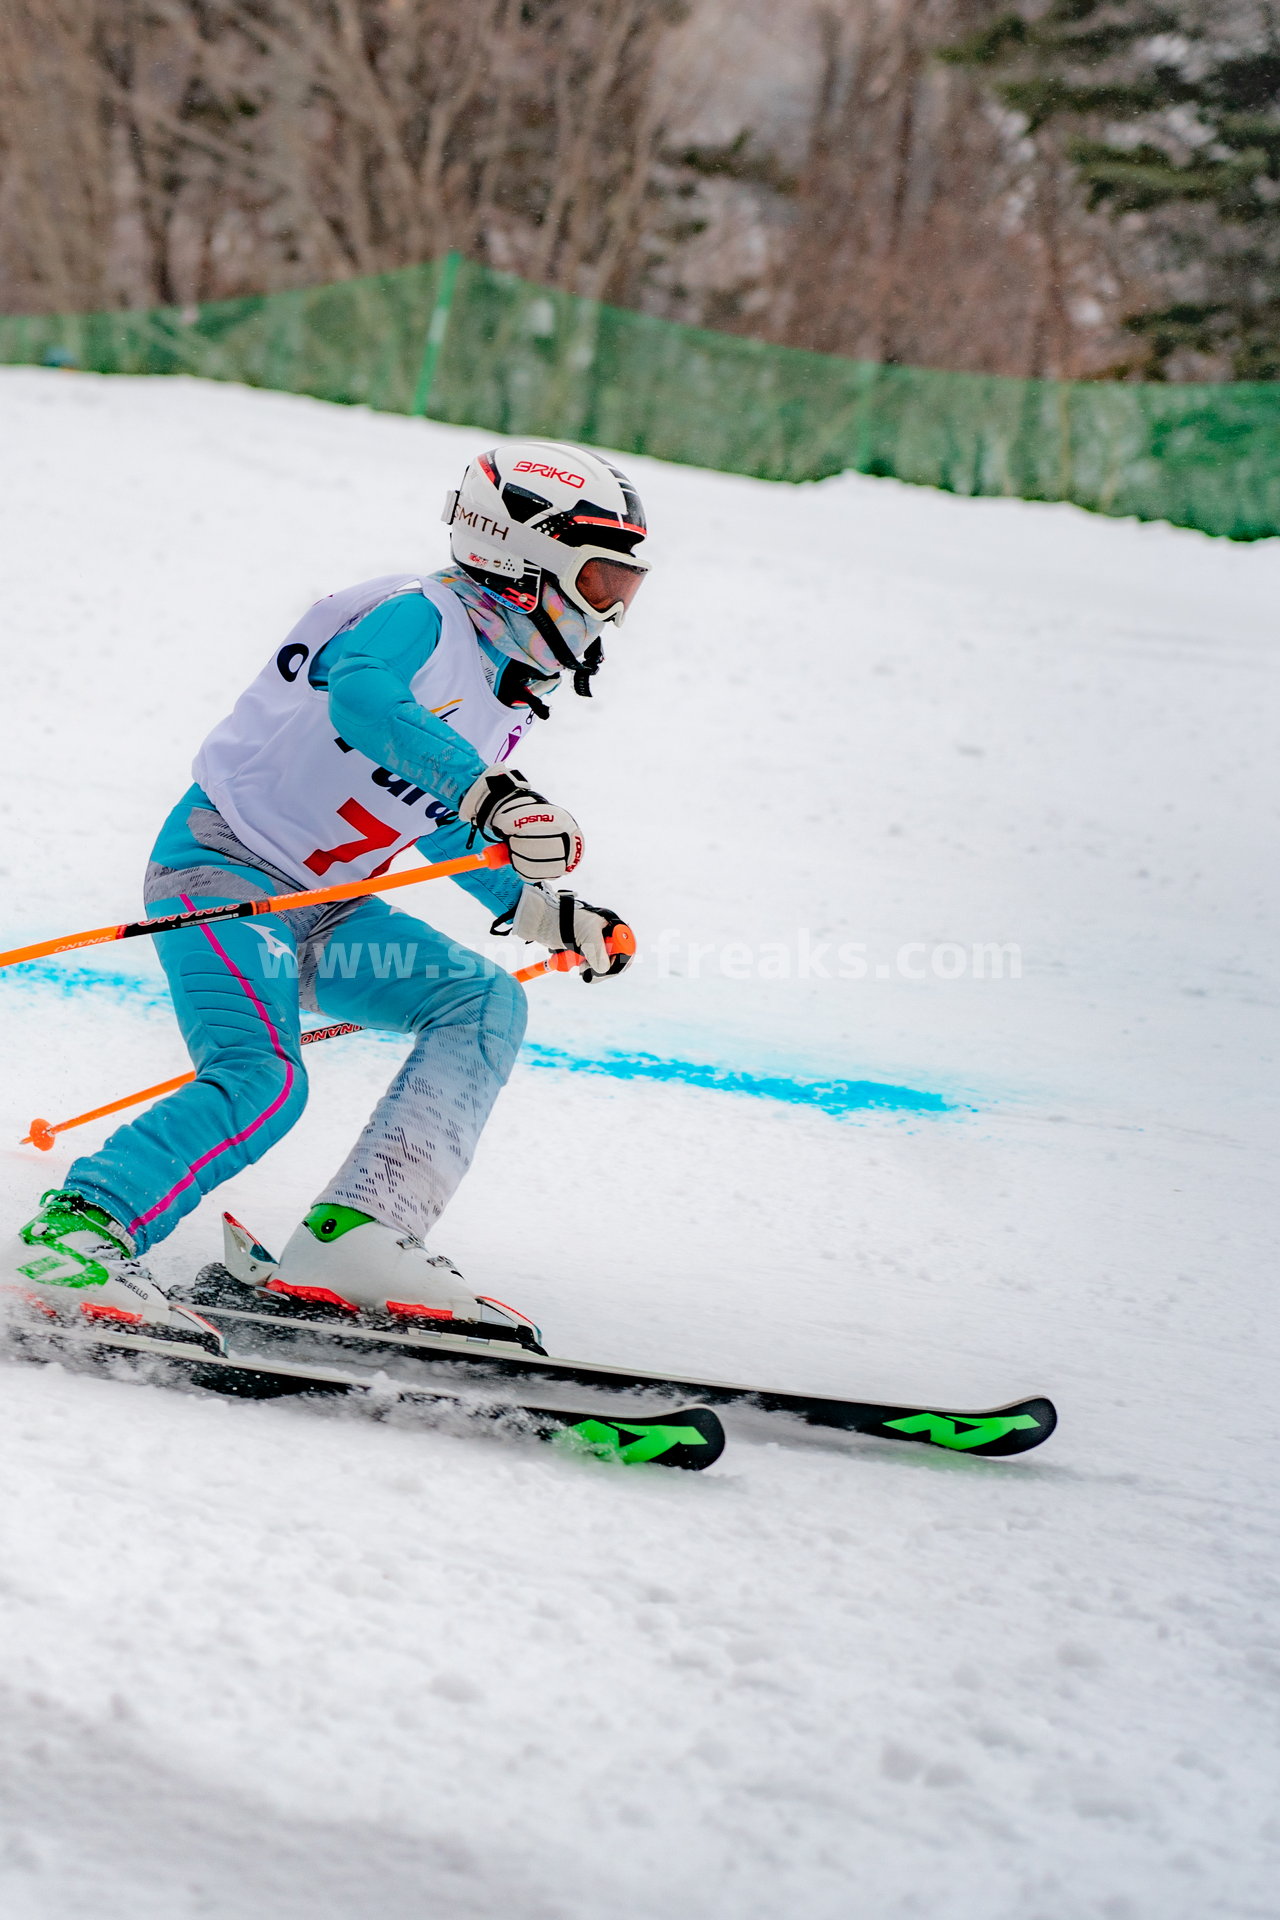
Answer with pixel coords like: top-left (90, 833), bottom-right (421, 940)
top-left (154, 590), bottom-right (529, 920)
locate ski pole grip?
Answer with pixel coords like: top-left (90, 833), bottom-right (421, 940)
top-left (544, 926), bottom-right (633, 973)
top-left (509, 926), bottom-right (635, 986)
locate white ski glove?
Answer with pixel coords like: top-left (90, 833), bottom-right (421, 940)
top-left (504, 884), bottom-right (635, 982)
top-left (459, 767), bottom-right (584, 882)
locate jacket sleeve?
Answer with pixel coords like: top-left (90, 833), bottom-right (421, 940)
top-left (320, 591), bottom-right (523, 920)
top-left (414, 814), bottom-right (525, 920)
top-left (322, 592), bottom-right (488, 808)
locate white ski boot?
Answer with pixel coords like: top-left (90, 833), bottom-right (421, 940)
top-left (0, 1190), bottom-right (224, 1350)
top-left (221, 1207), bottom-right (545, 1352)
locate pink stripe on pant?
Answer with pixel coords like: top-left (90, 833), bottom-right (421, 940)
top-left (128, 898), bottom-right (295, 1236)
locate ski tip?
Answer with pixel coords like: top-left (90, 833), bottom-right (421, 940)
top-left (963, 1395), bottom-right (1057, 1456)
top-left (875, 1395), bottom-right (1058, 1457)
top-left (555, 1403), bottom-right (727, 1471)
top-left (658, 1404), bottom-right (727, 1470)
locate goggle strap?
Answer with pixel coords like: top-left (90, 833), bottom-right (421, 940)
top-left (530, 590), bottom-right (604, 700)
top-left (573, 635), bottom-right (604, 699)
top-left (529, 593), bottom-right (581, 674)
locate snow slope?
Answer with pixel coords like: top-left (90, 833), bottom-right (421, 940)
top-left (1, 368), bottom-right (1277, 1919)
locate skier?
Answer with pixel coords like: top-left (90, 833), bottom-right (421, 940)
top-left (2, 441), bottom-right (648, 1352)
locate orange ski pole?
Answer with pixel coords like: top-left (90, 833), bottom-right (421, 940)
top-left (0, 843), bottom-right (511, 975)
top-left (23, 1020), bottom-right (364, 1151)
top-left (512, 923), bottom-right (636, 984)
top-left (20, 928), bottom-right (635, 1150)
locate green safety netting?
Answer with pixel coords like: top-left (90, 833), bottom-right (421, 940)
top-left (3, 253), bottom-right (1278, 539)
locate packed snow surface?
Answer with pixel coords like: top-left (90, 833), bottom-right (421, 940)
top-left (1, 369), bottom-right (1277, 1919)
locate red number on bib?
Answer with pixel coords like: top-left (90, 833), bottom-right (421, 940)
top-left (305, 799), bottom-right (400, 877)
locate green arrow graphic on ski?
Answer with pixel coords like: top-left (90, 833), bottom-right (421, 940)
top-left (556, 1417), bottom-right (714, 1465)
top-left (883, 1411), bottom-right (1043, 1451)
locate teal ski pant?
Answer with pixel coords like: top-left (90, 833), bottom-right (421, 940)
top-left (67, 895), bottom-right (527, 1255)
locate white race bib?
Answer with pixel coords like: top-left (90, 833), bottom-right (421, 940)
top-left (194, 575), bottom-right (533, 886)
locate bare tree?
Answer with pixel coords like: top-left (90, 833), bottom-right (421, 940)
top-left (650, 0), bottom-right (1152, 378)
top-left (0, 0), bottom-right (687, 314)
top-left (0, 0), bottom-right (116, 312)
top-left (763, 0), bottom-right (1145, 377)
top-left (0, 0), bottom-right (1175, 379)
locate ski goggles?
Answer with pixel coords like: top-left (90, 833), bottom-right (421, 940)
top-left (447, 490), bottom-right (650, 625)
top-left (570, 553), bottom-right (649, 621)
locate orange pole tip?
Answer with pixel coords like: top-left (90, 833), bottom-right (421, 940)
top-left (26, 1118), bottom-right (56, 1151)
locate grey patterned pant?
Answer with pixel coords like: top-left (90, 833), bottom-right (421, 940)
top-left (72, 833), bottom-right (527, 1254)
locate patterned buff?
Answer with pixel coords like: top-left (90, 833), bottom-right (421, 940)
top-left (433, 566), bottom-right (601, 683)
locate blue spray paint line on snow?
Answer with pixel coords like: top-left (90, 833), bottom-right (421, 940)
top-left (3, 960), bottom-right (954, 1119)
top-left (3, 961), bottom-right (172, 1013)
top-left (518, 1042), bottom-right (950, 1116)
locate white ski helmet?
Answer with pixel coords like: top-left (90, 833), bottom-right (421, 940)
top-left (443, 440), bottom-right (648, 696)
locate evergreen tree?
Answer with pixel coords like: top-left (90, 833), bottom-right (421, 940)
top-left (943, 2), bottom-right (1280, 378)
